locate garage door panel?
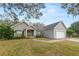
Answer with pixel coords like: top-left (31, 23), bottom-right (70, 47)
top-left (56, 31), bottom-right (65, 38)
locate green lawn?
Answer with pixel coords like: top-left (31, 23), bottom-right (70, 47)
top-left (0, 39), bottom-right (79, 56)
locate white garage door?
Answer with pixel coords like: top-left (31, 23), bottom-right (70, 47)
top-left (56, 31), bottom-right (65, 39)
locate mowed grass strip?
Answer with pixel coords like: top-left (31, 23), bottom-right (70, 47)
top-left (0, 39), bottom-right (79, 55)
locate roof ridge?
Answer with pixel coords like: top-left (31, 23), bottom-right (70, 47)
top-left (46, 21), bottom-right (60, 26)
top-left (45, 21), bottom-right (61, 30)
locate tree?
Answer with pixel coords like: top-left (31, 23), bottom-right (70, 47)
top-left (0, 19), bottom-right (15, 26)
top-left (0, 23), bottom-right (14, 39)
top-left (71, 21), bottom-right (79, 34)
top-left (67, 27), bottom-right (75, 37)
top-left (61, 3), bottom-right (79, 17)
top-left (0, 3), bottom-right (45, 22)
top-left (61, 3), bottom-right (79, 37)
top-left (67, 21), bottom-right (79, 37)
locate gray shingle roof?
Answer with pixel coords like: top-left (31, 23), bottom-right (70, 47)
top-left (45, 21), bottom-right (61, 30)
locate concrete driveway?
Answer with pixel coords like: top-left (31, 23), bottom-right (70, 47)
top-left (32, 38), bottom-right (79, 43)
top-left (66, 38), bottom-right (79, 42)
top-left (32, 39), bottom-right (65, 43)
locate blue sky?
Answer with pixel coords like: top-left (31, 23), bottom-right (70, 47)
top-left (29, 3), bottom-right (79, 28)
top-left (0, 3), bottom-right (79, 28)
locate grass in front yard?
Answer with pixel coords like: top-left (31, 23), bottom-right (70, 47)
top-left (0, 39), bottom-right (79, 55)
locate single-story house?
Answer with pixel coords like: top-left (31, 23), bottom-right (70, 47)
top-left (43, 21), bottom-right (67, 39)
top-left (11, 22), bottom-right (37, 38)
top-left (11, 21), bottom-right (66, 39)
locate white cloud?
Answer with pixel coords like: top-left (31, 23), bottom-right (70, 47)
top-left (42, 8), bottom-right (56, 17)
top-left (42, 13), bottom-right (48, 17)
top-left (48, 8), bottom-right (56, 13)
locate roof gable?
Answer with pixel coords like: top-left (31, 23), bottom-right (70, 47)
top-left (45, 21), bottom-right (66, 30)
top-left (54, 21), bottom-right (67, 30)
top-left (11, 22), bottom-right (28, 28)
top-left (45, 21), bottom-right (60, 30)
top-left (11, 21), bottom-right (36, 30)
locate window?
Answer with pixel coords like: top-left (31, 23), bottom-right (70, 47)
top-left (15, 30), bottom-right (22, 34)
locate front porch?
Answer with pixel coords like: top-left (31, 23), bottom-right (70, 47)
top-left (27, 29), bottom-right (35, 37)
top-left (14, 29), bottom-right (36, 38)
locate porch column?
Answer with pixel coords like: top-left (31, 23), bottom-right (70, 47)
top-left (25, 29), bottom-right (27, 37)
top-left (34, 30), bottom-right (36, 37)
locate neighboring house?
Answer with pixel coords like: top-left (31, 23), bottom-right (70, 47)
top-left (11, 21), bottom-right (66, 39)
top-left (11, 22), bottom-right (36, 38)
top-left (43, 21), bottom-right (66, 39)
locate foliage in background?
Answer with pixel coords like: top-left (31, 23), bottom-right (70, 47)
top-left (0, 22), bottom-right (14, 39)
top-left (71, 21), bottom-right (79, 35)
top-left (61, 3), bottom-right (79, 17)
top-left (0, 3), bottom-right (45, 22)
top-left (67, 21), bottom-right (79, 37)
top-left (66, 27), bottom-right (75, 37)
top-left (61, 4), bottom-right (79, 37)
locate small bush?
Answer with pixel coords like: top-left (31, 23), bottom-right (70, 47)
top-left (25, 36), bottom-right (33, 39)
top-left (13, 37), bottom-right (25, 39)
top-left (72, 33), bottom-right (79, 37)
top-left (36, 34), bottom-right (44, 38)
